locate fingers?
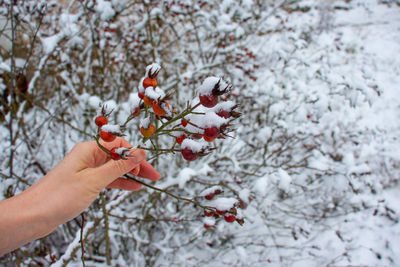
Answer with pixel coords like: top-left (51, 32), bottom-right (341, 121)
top-left (89, 149), bottom-right (146, 189)
top-left (99, 137), bottom-right (132, 151)
top-left (107, 178), bottom-right (142, 191)
top-left (131, 161), bottom-right (161, 181)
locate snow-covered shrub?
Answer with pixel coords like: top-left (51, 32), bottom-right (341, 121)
top-left (1, 0), bottom-right (399, 266)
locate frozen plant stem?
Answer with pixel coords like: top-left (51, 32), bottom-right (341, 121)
top-left (124, 174), bottom-right (212, 211)
top-left (142, 102), bottom-right (201, 143)
top-left (80, 213), bottom-right (86, 267)
top-left (100, 192), bottom-right (111, 265)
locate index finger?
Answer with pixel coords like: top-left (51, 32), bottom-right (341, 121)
top-left (132, 161), bottom-right (161, 181)
top-left (99, 137), bottom-right (132, 150)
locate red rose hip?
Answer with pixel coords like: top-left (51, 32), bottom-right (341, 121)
top-left (181, 148), bottom-right (198, 161)
top-left (204, 210), bottom-right (215, 217)
top-left (95, 116), bottom-right (108, 127)
top-left (199, 94), bottom-right (218, 108)
top-left (109, 147), bottom-right (121, 160)
top-left (204, 193), bottom-right (215, 200)
top-left (176, 134), bottom-right (186, 144)
top-left (143, 77), bottom-right (157, 88)
top-left (224, 214), bottom-right (236, 223)
top-left (216, 110), bottom-right (230, 119)
top-left (204, 126), bottom-right (220, 139)
top-left (100, 131), bottom-right (116, 142)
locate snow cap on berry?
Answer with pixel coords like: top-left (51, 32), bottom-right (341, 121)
top-left (140, 117), bottom-right (151, 129)
top-left (208, 197), bottom-right (238, 211)
top-left (186, 110), bottom-right (228, 129)
top-left (146, 63), bottom-right (161, 78)
top-left (197, 76), bottom-right (231, 96)
top-left (114, 147), bottom-right (133, 160)
top-left (203, 216), bottom-right (215, 227)
top-left (212, 101), bottom-right (236, 113)
top-left (181, 139), bottom-right (206, 153)
top-left (101, 124), bottom-right (121, 133)
top-left (145, 86), bottom-right (166, 100)
top-left (200, 186), bottom-right (223, 197)
top-left (102, 100), bottom-right (117, 114)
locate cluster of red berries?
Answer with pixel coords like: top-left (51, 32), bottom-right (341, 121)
top-left (225, 47), bottom-right (259, 82)
top-left (178, 78), bottom-right (240, 161)
top-left (202, 188), bottom-right (244, 229)
top-left (93, 64), bottom-right (239, 163)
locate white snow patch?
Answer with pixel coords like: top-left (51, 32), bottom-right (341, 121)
top-left (181, 139), bottom-right (206, 153)
top-left (177, 167), bottom-right (197, 188)
top-left (208, 197), bottom-right (237, 211)
top-left (101, 124), bottom-right (120, 133)
top-left (95, 0), bottom-right (116, 20)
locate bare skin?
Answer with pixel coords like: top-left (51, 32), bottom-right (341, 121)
top-left (0, 137), bottom-right (160, 256)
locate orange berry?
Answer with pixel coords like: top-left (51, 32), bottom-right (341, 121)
top-left (143, 96), bottom-right (152, 106)
top-left (143, 77), bottom-right (157, 88)
top-left (203, 134), bottom-right (215, 142)
top-left (95, 116), bottom-right (108, 127)
top-left (100, 131), bottom-right (116, 142)
top-left (140, 124), bottom-right (156, 137)
top-left (152, 100), bottom-right (170, 116)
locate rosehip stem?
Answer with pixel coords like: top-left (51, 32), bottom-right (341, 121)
top-left (94, 135), bottom-right (110, 155)
top-left (139, 147), bottom-right (181, 152)
top-left (142, 103), bottom-right (201, 143)
top-left (124, 174), bottom-right (213, 211)
top-left (121, 114), bottom-right (137, 128)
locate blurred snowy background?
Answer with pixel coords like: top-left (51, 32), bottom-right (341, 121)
top-left (0, 0), bottom-right (399, 266)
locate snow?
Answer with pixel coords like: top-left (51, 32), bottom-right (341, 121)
top-left (277, 168), bottom-right (292, 192)
top-left (95, 0), bottom-right (116, 21)
top-left (196, 76), bottom-right (228, 95)
top-left (207, 197), bottom-right (238, 211)
top-left (140, 117), bottom-right (150, 129)
top-left (181, 139), bottom-right (206, 153)
top-left (203, 216), bottom-right (216, 226)
top-left (101, 124), bottom-right (120, 133)
top-left (42, 34), bottom-right (63, 54)
top-left (185, 110), bottom-right (229, 129)
top-left (88, 96), bottom-right (102, 108)
top-left (145, 63), bottom-right (161, 77)
top-left (2, 0), bottom-right (400, 266)
top-left (144, 86), bottom-right (165, 100)
top-left (212, 101), bottom-right (236, 112)
top-left (199, 186), bottom-right (223, 197)
top-left (177, 167), bottom-right (197, 188)
top-left (115, 147), bottom-right (131, 155)
top-left (253, 176), bottom-right (268, 196)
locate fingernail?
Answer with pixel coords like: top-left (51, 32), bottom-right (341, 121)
top-left (132, 166), bottom-right (140, 176)
top-left (130, 149), bottom-right (146, 163)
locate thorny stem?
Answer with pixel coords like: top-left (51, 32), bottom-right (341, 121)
top-left (139, 147), bottom-right (181, 152)
top-left (94, 135), bottom-right (110, 155)
top-left (124, 174), bottom-right (214, 211)
top-left (142, 102), bottom-right (201, 143)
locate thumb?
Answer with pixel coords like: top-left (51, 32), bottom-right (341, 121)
top-left (90, 149), bottom-right (146, 188)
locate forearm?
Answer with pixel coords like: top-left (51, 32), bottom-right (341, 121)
top-left (0, 188), bottom-right (54, 256)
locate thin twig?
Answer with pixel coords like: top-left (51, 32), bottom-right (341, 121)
top-left (124, 174), bottom-right (213, 211)
top-left (80, 213), bottom-right (86, 267)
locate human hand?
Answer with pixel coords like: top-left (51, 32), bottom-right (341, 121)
top-left (0, 137), bottom-right (160, 255)
top-left (32, 137), bottom-right (160, 228)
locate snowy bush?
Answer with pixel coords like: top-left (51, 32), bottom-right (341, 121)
top-left (1, 0), bottom-right (400, 266)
